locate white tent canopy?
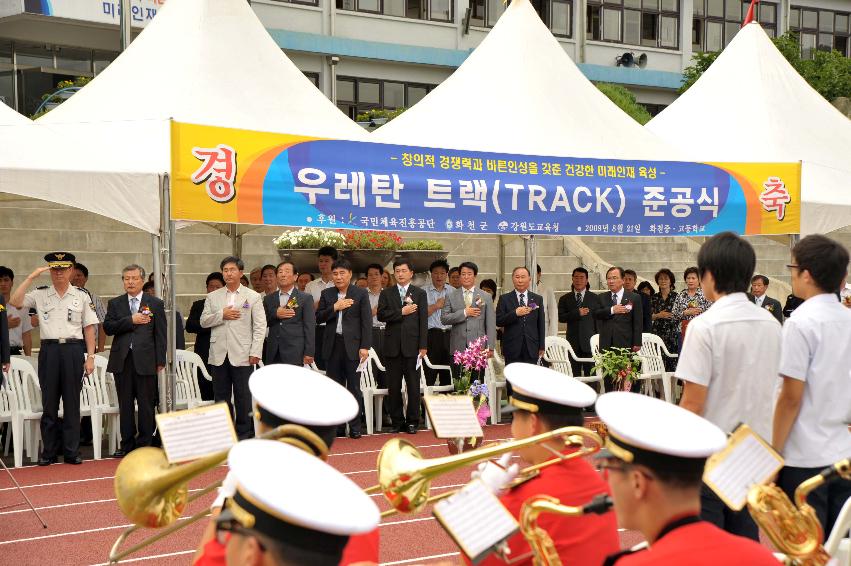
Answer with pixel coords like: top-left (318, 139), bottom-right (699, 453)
top-left (371, 0), bottom-right (677, 159)
top-left (647, 22), bottom-right (851, 235)
top-left (0, 0), bottom-right (365, 234)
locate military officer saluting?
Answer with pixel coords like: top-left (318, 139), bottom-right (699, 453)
top-left (10, 252), bottom-right (98, 465)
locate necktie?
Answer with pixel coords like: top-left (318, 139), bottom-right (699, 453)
top-left (131, 297), bottom-right (139, 314)
top-left (519, 293), bottom-right (526, 307)
top-left (464, 290), bottom-right (472, 307)
top-left (400, 287), bottom-right (406, 304)
top-left (576, 292), bottom-right (582, 305)
top-left (612, 293), bottom-right (618, 305)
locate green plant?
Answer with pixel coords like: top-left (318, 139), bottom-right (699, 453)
top-left (355, 108), bottom-right (407, 123)
top-left (592, 347), bottom-right (642, 391)
top-left (340, 230), bottom-right (402, 250)
top-left (31, 76), bottom-right (91, 119)
top-left (399, 239), bottom-right (443, 251)
top-left (595, 83), bottom-right (653, 125)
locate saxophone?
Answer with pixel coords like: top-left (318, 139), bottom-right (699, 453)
top-left (519, 494), bottom-right (613, 566)
top-left (747, 458), bottom-right (850, 565)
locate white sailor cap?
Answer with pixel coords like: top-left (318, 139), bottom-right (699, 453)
top-left (219, 439), bottom-right (379, 561)
top-left (595, 392), bottom-right (727, 473)
top-left (249, 364), bottom-right (358, 427)
top-left (503, 363), bottom-right (597, 415)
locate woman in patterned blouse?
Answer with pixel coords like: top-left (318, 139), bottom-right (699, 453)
top-left (650, 268), bottom-right (679, 371)
top-left (672, 266), bottom-right (712, 346)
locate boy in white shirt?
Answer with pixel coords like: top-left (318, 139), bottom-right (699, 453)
top-left (772, 234), bottom-right (851, 537)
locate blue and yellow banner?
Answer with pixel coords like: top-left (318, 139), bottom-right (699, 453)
top-left (171, 121), bottom-right (801, 236)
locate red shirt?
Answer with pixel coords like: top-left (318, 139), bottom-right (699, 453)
top-left (612, 520), bottom-right (778, 565)
top-left (194, 536), bottom-right (227, 566)
top-left (466, 450), bottom-right (620, 566)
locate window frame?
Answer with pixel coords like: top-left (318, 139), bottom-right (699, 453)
top-left (692, 0), bottom-right (777, 52)
top-left (789, 5), bottom-right (851, 58)
top-left (588, 0), bottom-right (680, 49)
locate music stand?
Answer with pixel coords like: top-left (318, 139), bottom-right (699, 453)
top-left (0, 457), bottom-right (48, 528)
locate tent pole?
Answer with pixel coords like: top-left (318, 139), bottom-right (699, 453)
top-left (152, 234), bottom-right (162, 298)
top-left (525, 235), bottom-right (538, 293)
top-left (158, 173), bottom-right (176, 413)
top-left (119, 0), bottom-right (132, 52)
top-left (230, 224), bottom-right (242, 257)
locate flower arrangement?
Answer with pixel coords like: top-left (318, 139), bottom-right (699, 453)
top-left (286, 296), bottom-right (299, 309)
top-left (399, 239), bottom-right (444, 251)
top-left (139, 305), bottom-right (153, 317)
top-left (340, 230), bottom-right (402, 250)
top-left (527, 299), bottom-right (539, 310)
top-left (274, 228), bottom-right (345, 250)
top-left (593, 347), bottom-right (642, 392)
top-left (453, 335), bottom-right (490, 394)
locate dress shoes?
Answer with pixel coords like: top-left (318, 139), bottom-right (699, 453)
top-left (112, 449), bottom-right (128, 458)
top-left (349, 431), bottom-right (363, 439)
top-left (65, 455), bottom-right (83, 465)
top-left (37, 456), bottom-right (58, 466)
top-left (391, 425), bottom-right (404, 434)
top-left (405, 424), bottom-right (418, 435)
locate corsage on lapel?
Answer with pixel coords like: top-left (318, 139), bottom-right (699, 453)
top-left (140, 305), bottom-right (153, 317)
top-left (286, 295), bottom-right (299, 309)
top-left (242, 300), bottom-right (251, 309)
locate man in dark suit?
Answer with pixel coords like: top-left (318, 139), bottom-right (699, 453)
top-left (377, 259), bottom-right (428, 434)
top-left (185, 272), bottom-right (224, 400)
top-left (624, 269), bottom-right (653, 332)
top-left (594, 266), bottom-right (643, 391)
top-left (557, 267), bottom-right (600, 377)
top-left (749, 275), bottom-right (783, 323)
top-left (496, 267), bottom-right (546, 367)
top-left (103, 264), bottom-right (166, 457)
top-left (315, 259), bottom-right (371, 439)
top-left (263, 261), bottom-right (315, 366)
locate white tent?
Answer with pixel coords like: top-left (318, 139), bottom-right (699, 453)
top-left (647, 22), bottom-right (851, 235)
top-left (370, 0), bottom-right (677, 159)
top-left (0, 102), bottom-right (30, 125)
top-left (0, 0), bottom-right (365, 234)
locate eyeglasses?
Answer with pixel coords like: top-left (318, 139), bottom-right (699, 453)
top-left (785, 264), bottom-right (799, 271)
top-left (597, 460), bottom-right (654, 481)
top-left (215, 518), bottom-right (266, 551)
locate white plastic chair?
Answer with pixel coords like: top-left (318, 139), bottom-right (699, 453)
top-left (360, 348), bottom-right (389, 435)
top-left (6, 357), bottom-right (43, 467)
top-left (485, 351), bottom-right (507, 425)
top-left (174, 350), bottom-right (215, 410)
top-left (419, 355), bottom-right (455, 430)
top-left (86, 354), bottom-right (121, 459)
top-left (0, 370), bottom-right (14, 459)
top-left (544, 336), bottom-right (605, 393)
top-left (638, 333), bottom-right (678, 403)
top-left (826, 495), bottom-right (851, 566)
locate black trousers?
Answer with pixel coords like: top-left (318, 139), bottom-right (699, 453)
top-left (503, 344), bottom-right (538, 397)
top-left (426, 328), bottom-right (451, 386)
top-left (38, 342), bottom-right (84, 459)
top-left (778, 465), bottom-right (851, 536)
top-left (197, 364), bottom-right (214, 401)
top-left (314, 325), bottom-right (327, 370)
top-left (700, 484), bottom-right (759, 541)
top-left (386, 354), bottom-right (420, 427)
top-left (115, 354), bottom-right (158, 451)
top-left (10, 346), bottom-right (22, 355)
top-left (371, 327), bottom-right (386, 388)
top-left (568, 344), bottom-right (594, 378)
top-left (326, 335), bottom-right (364, 434)
top-left (211, 356), bottom-right (254, 439)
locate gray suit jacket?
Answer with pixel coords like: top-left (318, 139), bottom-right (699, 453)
top-left (441, 286), bottom-right (497, 355)
top-left (200, 285), bottom-right (266, 367)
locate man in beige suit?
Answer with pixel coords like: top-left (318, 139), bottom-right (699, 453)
top-left (201, 256), bottom-right (266, 439)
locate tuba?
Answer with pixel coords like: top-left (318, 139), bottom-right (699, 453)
top-left (520, 494), bottom-right (613, 566)
top-left (747, 458), bottom-right (850, 565)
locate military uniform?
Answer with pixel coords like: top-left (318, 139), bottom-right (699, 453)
top-left (19, 253), bottom-right (98, 463)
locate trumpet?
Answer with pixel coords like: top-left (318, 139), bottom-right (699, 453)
top-left (747, 458), bottom-right (850, 565)
top-left (364, 426), bottom-right (603, 516)
top-left (108, 424), bottom-right (328, 563)
top-left (520, 494), bottom-right (614, 566)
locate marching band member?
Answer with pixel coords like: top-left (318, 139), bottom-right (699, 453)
top-left (215, 439), bottom-right (379, 566)
top-left (194, 365), bottom-right (379, 566)
top-left (466, 363), bottom-right (619, 566)
top-left (596, 392), bottom-right (778, 565)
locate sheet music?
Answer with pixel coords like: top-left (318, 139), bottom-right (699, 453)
top-left (424, 395), bottom-right (484, 439)
top-left (157, 403), bottom-right (237, 464)
top-left (434, 480), bottom-right (518, 563)
top-left (703, 425), bottom-right (784, 511)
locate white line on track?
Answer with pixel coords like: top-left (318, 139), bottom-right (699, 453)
top-left (329, 436), bottom-right (513, 457)
top-left (381, 551), bottom-right (461, 564)
top-left (0, 488), bottom-right (211, 516)
top-left (87, 549), bottom-right (196, 566)
top-left (0, 475), bottom-right (115, 492)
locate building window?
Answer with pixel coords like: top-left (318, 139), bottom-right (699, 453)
top-left (692, 0), bottom-right (776, 52)
top-left (336, 76), bottom-right (435, 119)
top-left (273, 0), bottom-right (320, 5)
top-left (789, 6), bottom-right (851, 58)
top-left (336, 0), bottom-right (452, 22)
top-left (587, 0), bottom-right (680, 49)
top-left (470, 0), bottom-right (572, 37)
top-left (304, 72), bottom-right (320, 88)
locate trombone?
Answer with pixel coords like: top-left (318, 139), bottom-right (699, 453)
top-left (108, 423), bottom-right (328, 563)
top-left (364, 426), bottom-right (603, 517)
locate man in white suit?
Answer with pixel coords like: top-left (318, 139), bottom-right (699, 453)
top-left (201, 256), bottom-right (266, 439)
top-left (441, 261), bottom-right (496, 380)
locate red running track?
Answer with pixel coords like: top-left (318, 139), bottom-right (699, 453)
top-left (0, 424), bottom-right (646, 565)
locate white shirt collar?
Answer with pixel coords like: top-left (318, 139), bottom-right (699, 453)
top-left (398, 284), bottom-right (408, 295)
top-left (279, 286), bottom-right (294, 296)
top-left (128, 292), bottom-right (144, 303)
top-left (226, 284), bottom-right (242, 294)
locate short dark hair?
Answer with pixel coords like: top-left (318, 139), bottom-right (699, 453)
top-left (448, 267), bottom-right (461, 277)
top-left (0, 266), bottom-right (13, 280)
top-left (792, 235), bottom-right (850, 294)
top-left (220, 256), bottom-right (245, 271)
top-left (205, 272), bottom-right (225, 286)
top-left (429, 259), bottom-right (450, 273)
top-left (142, 281), bottom-right (155, 293)
top-left (536, 264), bottom-right (542, 275)
top-left (276, 261), bottom-right (298, 275)
top-left (683, 266), bottom-right (699, 280)
top-left (317, 246), bottom-right (339, 260)
top-left (459, 261), bottom-right (479, 276)
top-left (751, 274), bottom-right (769, 286)
top-left (512, 266), bottom-right (530, 277)
top-left (331, 258), bottom-right (352, 272)
top-left (623, 269), bottom-right (638, 279)
top-left (479, 278), bottom-right (497, 293)
top-left (393, 259), bottom-right (414, 272)
top-left (74, 263), bottom-right (89, 278)
top-left (637, 281), bottom-right (655, 296)
top-left (300, 272), bottom-right (315, 281)
top-left (642, 459), bottom-right (707, 490)
top-left (240, 275), bottom-right (250, 285)
top-left (606, 266), bottom-right (624, 278)
top-left (697, 232), bottom-right (755, 295)
top-left (365, 263), bottom-right (384, 277)
top-left (261, 264), bottom-right (276, 276)
top-left (572, 267), bottom-right (589, 277)
top-left (654, 268), bottom-right (676, 290)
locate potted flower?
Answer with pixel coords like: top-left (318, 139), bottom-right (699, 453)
top-left (274, 228), bottom-right (345, 273)
top-left (447, 336), bottom-right (491, 454)
top-left (396, 239), bottom-right (447, 273)
top-left (592, 347), bottom-right (642, 392)
top-left (339, 230), bottom-right (401, 273)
